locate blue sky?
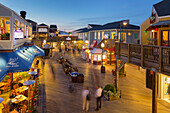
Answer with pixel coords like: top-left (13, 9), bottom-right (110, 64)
top-left (0, 0), bottom-right (162, 31)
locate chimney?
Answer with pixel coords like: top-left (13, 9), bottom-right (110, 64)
top-left (20, 11), bottom-right (26, 19)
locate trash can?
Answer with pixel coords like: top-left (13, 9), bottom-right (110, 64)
top-left (78, 74), bottom-right (84, 83)
top-left (71, 76), bottom-right (77, 83)
top-left (101, 66), bottom-right (105, 73)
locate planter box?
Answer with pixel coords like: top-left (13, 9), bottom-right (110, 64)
top-left (104, 92), bottom-right (121, 101)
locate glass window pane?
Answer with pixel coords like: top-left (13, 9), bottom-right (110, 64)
top-left (0, 17), bottom-right (10, 40)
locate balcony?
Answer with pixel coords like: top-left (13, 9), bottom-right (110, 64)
top-left (115, 42), bottom-right (170, 76)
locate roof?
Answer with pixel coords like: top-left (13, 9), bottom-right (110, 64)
top-left (89, 20), bottom-right (140, 31)
top-left (153, 0), bottom-right (170, 17)
top-left (50, 25), bottom-right (57, 29)
top-left (38, 23), bottom-right (48, 27)
top-left (26, 19), bottom-right (37, 24)
top-left (75, 20), bottom-right (139, 33)
top-left (91, 48), bottom-right (102, 54)
top-left (88, 24), bottom-right (101, 28)
top-left (146, 20), bottom-right (170, 31)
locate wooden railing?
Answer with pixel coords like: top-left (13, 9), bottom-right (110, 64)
top-left (115, 42), bottom-right (170, 76)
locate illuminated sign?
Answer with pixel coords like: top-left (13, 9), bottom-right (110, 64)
top-left (66, 37), bottom-right (71, 40)
top-left (14, 29), bottom-right (24, 39)
top-left (38, 28), bottom-right (48, 33)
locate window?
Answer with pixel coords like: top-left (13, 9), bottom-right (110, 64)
top-left (111, 32), bottom-right (115, 39)
top-left (98, 32), bottom-right (100, 39)
top-left (162, 31), bottom-right (170, 46)
top-left (0, 17), bottom-right (10, 40)
top-left (94, 32), bottom-right (96, 39)
top-left (102, 32), bottom-right (104, 39)
top-left (119, 32), bottom-right (126, 42)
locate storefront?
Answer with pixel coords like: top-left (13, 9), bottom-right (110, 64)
top-left (158, 74), bottom-right (170, 103)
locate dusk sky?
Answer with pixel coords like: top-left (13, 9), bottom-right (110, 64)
top-left (1, 0), bottom-right (162, 31)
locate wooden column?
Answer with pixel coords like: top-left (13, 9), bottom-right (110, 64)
top-left (152, 72), bottom-right (157, 113)
top-left (141, 45), bottom-right (144, 67)
top-left (128, 44), bottom-right (130, 63)
top-left (159, 47), bottom-right (163, 73)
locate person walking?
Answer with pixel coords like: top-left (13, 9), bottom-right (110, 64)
top-left (82, 87), bottom-right (90, 112)
top-left (95, 85), bottom-right (102, 111)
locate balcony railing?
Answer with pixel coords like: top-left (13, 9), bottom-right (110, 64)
top-left (115, 42), bottom-right (170, 76)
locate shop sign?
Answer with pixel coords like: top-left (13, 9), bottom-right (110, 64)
top-left (7, 58), bottom-right (19, 67)
top-left (38, 28), bottom-right (48, 33)
top-left (66, 37), bottom-right (71, 40)
top-left (14, 29), bottom-right (24, 39)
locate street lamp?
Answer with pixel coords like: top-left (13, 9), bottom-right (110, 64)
top-left (120, 21), bottom-right (127, 42)
top-left (101, 42), bottom-right (105, 73)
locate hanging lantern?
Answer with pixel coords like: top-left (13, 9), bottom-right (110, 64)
top-left (156, 28), bottom-right (158, 31)
top-left (150, 70), bottom-right (153, 75)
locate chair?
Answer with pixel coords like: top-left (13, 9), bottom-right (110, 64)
top-left (13, 84), bottom-right (19, 90)
top-left (21, 104), bottom-right (27, 113)
top-left (2, 107), bottom-right (9, 113)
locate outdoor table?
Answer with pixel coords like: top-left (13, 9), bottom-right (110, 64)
top-left (11, 95), bottom-right (27, 104)
top-left (10, 109), bottom-right (19, 113)
top-left (0, 82), bottom-right (8, 88)
top-left (15, 86), bottom-right (28, 93)
top-left (27, 71), bottom-right (38, 80)
top-left (19, 79), bottom-right (28, 84)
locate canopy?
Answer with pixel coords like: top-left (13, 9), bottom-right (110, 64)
top-left (0, 57), bottom-right (8, 81)
top-left (29, 45), bottom-right (45, 57)
top-left (0, 50), bottom-right (33, 73)
top-left (89, 40), bottom-right (97, 48)
top-left (91, 48), bottom-right (102, 54)
top-left (146, 20), bottom-right (170, 31)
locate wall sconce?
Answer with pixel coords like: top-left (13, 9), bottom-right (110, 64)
top-left (128, 32), bottom-right (131, 36)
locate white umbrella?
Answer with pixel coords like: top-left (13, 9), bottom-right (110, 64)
top-left (27, 71), bottom-right (37, 75)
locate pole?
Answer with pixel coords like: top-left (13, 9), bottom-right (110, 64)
top-left (120, 22), bottom-right (121, 42)
top-left (102, 48), bottom-right (103, 66)
top-left (115, 53), bottom-right (119, 91)
top-left (152, 72), bottom-right (157, 113)
top-left (28, 87), bottom-right (30, 113)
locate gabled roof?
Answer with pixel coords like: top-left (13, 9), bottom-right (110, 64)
top-left (38, 23), bottom-right (48, 27)
top-left (90, 20), bottom-right (140, 31)
top-left (50, 25), bottom-right (57, 29)
top-left (153, 0), bottom-right (170, 17)
top-left (73, 27), bottom-right (89, 33)
top-left (26, 19), bottom-right (37, 24)
top-left (88, 24), bottom-right (101, 28)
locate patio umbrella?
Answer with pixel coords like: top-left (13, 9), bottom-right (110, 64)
top-left (0, 97), bottom-right (3, 103)
top-left (23, 80), bottom-right (35, 86)
top-left (27, 71), bottom-right (37, 75)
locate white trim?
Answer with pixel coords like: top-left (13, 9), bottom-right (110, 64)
top-left (158, 15), bottom-right (170, 19)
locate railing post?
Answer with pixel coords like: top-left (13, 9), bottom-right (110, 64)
top-left (159, 47), bottom-right (163, 73)
top-left (118, 43), bottom-right (120, 59)
top-left (128, 44), bottom-right (130, 63)
top-left (141, 45), bottom-right (144, 67)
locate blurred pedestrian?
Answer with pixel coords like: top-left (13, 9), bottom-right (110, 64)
top-left (82, 87), bottom-right (90, 112)
top-left (95, 85), bottom-right (102, 111)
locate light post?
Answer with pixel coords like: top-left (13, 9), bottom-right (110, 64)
top-left (119, 21), bottom-right (127, 42)
top-left (101, 42), bottom-right (105, 73)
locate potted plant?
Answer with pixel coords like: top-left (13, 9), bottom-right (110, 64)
top-left (0, 33), bottom-right (10, 40)
top-left (103, 84), bottom-right (119, 101)
top-left (147, 37), bottom-right (155, 45)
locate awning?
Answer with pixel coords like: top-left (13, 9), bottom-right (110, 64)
top-left (0, 57), bottom-right (8, 81)
top-left (146, 20), bottom-right (170, 31)
top-left (25, 45), bottom-right (45, 57)
top-left (89, 40), bottom-right (97, 48)
top-left (91, 48), bottom-right (102, 54)
top-left (0, 50), bottom-right (34, 73)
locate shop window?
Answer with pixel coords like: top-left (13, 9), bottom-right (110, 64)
top-left (102, 32), bottom-right (104, 39)
top-left (119, 32), bottom-right (126, 42)
top-left (111, 32), bottom-right (115, 39)
top-left (162, 31), bottom-right (170, 46)
top-left (93, 55), bottom-right (97, 61)
top-left (98, 55), bottom-right (101, 61)
top-left (164, 76), bottom-right (170, 101)
top-left (98, 32), bottom-right (100, 39)
top-left (94, 32), bottom-right (96, 39)
top-left (0, 17), bottom-right (10, 40)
